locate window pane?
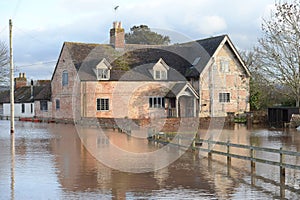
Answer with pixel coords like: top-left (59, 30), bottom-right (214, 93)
top-left (97, 99), bottom-right (100, 110)
top-left (40, 101), bottom-right (48, 111)
top-left (226, 93), bottom-right (230, 102)
top-left (149, 97), bottom-right (165, 108)
top-left (157, 98), bottom-right (161, 108)
top-left (97, 98), bottom-right (109, 111)
top-left (220, 60), bottom-right (229, 72)
top-left (219, 93), bottom-right (230, 103)
top-left (56, 99), bottom-right (60, 110)
top-left (106, 99), bottom-right (109, 110)
top-left (155, 71), bottom-right (160, 79)
top-left (21, 104), bottom-right (25, 113)
top-left (149, 98), bottom-right (153, 108)
top-left (62, 71), bottom-right (68, 86)
top-left (98, 69), bottom-right (109, 79)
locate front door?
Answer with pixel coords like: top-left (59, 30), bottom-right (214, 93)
top-left (179, 96), bottom-right (195, 117)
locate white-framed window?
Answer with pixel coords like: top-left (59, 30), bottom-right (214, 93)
top-left (97, 98), bottom-right (109, 111)
top-left (62, 70), bottom-right (68, 86)
top-left (220, 60), bottom-right (229, 72)
top-left (154, 70), bottom-right (167, 80)
top-left (219, 93), bottom-right (230, 103)
top-left (97, 68), bottom-right (110, 80)
top-left (40, 101), bottom-right (48, 111)
top-left (149, 97), bottom-right (165, 108)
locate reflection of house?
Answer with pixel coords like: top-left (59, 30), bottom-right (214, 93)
top-left (0, 73), bottom-right (52, 118)
top-left (51, 21), bottom-right (250, 122)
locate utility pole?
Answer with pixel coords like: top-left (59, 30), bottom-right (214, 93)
top-left (9, 19), bottom-right (14, 134)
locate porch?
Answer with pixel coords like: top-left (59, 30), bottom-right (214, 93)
top-left (165, 83), bottom-right (199, 118)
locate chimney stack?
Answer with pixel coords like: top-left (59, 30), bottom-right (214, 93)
top-left (110, 21), bottom-right (125, 49)
top-left (14, 72), bottom-right (27, 89)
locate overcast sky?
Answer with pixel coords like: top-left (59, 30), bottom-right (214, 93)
top-left (0, 0), bottom-right (275, 80)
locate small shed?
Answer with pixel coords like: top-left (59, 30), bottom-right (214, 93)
top-left (268, 107), bottom-right (300, 127)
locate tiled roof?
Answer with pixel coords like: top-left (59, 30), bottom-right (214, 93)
top-left (62, 35), bottom-right (227, 81)
top-left (0, 83), bottom-right (51, 103)
top-left (0, 90), bottom-right (9, 103)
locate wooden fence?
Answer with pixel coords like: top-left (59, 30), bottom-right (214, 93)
top-left (149, 133), bottom-right (300, 198)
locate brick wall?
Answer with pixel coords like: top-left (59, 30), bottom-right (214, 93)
top-left (34, 101), bottom-right (52, 118)
top-left (51, 46), bottom-right (79, 120)
top-left (199, 43), bottom-right (250, 117)
top-left (82, 81), bottom-right (180, 119)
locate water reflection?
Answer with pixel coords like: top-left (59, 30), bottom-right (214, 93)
top-left (0, 121), bottom-right (300, 199)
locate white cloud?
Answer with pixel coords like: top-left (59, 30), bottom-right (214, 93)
top-left (0, 0), bottom-right (277, 80)
top-left (191, 15), bottom-right (227, 35)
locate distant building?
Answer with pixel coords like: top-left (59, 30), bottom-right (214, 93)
top-left (51, 21), bottom-right (250, 123)
top-left (0, 73), bottom-right (51, 118)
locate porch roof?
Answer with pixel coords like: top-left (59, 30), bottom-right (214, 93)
top-left (166, 82), bottom-right (199, 99)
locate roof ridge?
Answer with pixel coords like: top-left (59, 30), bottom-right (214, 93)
top-left (195, 34), bottom-right (227, 42)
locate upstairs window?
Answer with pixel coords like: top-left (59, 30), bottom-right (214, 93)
top-left (97, 98), bottom-right (109, 111)
top-left (220, 60), bottom-right (229, 72)
top-left (97, 68), bottom-right (110, 80)
top-left (149, 97), bottom-right (165, 108)
top-left (62, 71), bottom-right (68, 86)
top-left (96, 58), bottom-right (111, 80)
top-left (154, 70), bottom-right (167, 80)
top-left (153, 58), bottom-right (169, 80)
top-left (219, 93), bottom-right (230, 103)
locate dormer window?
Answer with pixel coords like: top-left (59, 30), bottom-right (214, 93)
top-left (152, 58), bottom-right (169, 80)
top-left (155, 70), bottom-right (167, 80)
top-left (96, 58), bottom-right (111, 80)
top-left (97, 68), bottom-right (109, 79)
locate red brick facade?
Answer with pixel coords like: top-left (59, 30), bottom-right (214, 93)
top-left (50, 29), bottom-right (250, 121)
top-left (15, 73), bottom-right (27, 89)
top-left (110, 21), bottom-right (125, 49)
top-left (51, 45), bottom-right (79, 121)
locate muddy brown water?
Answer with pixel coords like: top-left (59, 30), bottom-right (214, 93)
top-left (0, 120), bottom-right (300, 199)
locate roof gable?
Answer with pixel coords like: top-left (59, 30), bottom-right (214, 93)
top-left (166, 82), bottom-right (199, 99)
top-left (96, 58), bottom-right (112, 69)
top-left (211, 35), bottom-right (250, 77)
top-left (52, 35), bottom-right (249, 82)
top-left (153, 58), bottom-right (170, 71)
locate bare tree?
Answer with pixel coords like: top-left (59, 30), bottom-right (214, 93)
top-left (0, 41), bottom-right (9, 86)
top-left (255, 0), bottom-right (300, 106)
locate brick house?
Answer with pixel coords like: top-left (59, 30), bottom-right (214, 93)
top-left (51, 22), bottom-right (250, 123)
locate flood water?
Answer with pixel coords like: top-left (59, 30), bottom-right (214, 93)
top-left (0, 120), bottom-right (300, 199)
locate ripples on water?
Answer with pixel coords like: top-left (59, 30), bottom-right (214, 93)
top-left (0, 121), bottom-right (300, 199)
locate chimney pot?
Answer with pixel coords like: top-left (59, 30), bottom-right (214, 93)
top-left (110, 21), bottom-right (125, 49)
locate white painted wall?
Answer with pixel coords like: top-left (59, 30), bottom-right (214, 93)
top-left (3, 103), bottom-right (35, 118)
